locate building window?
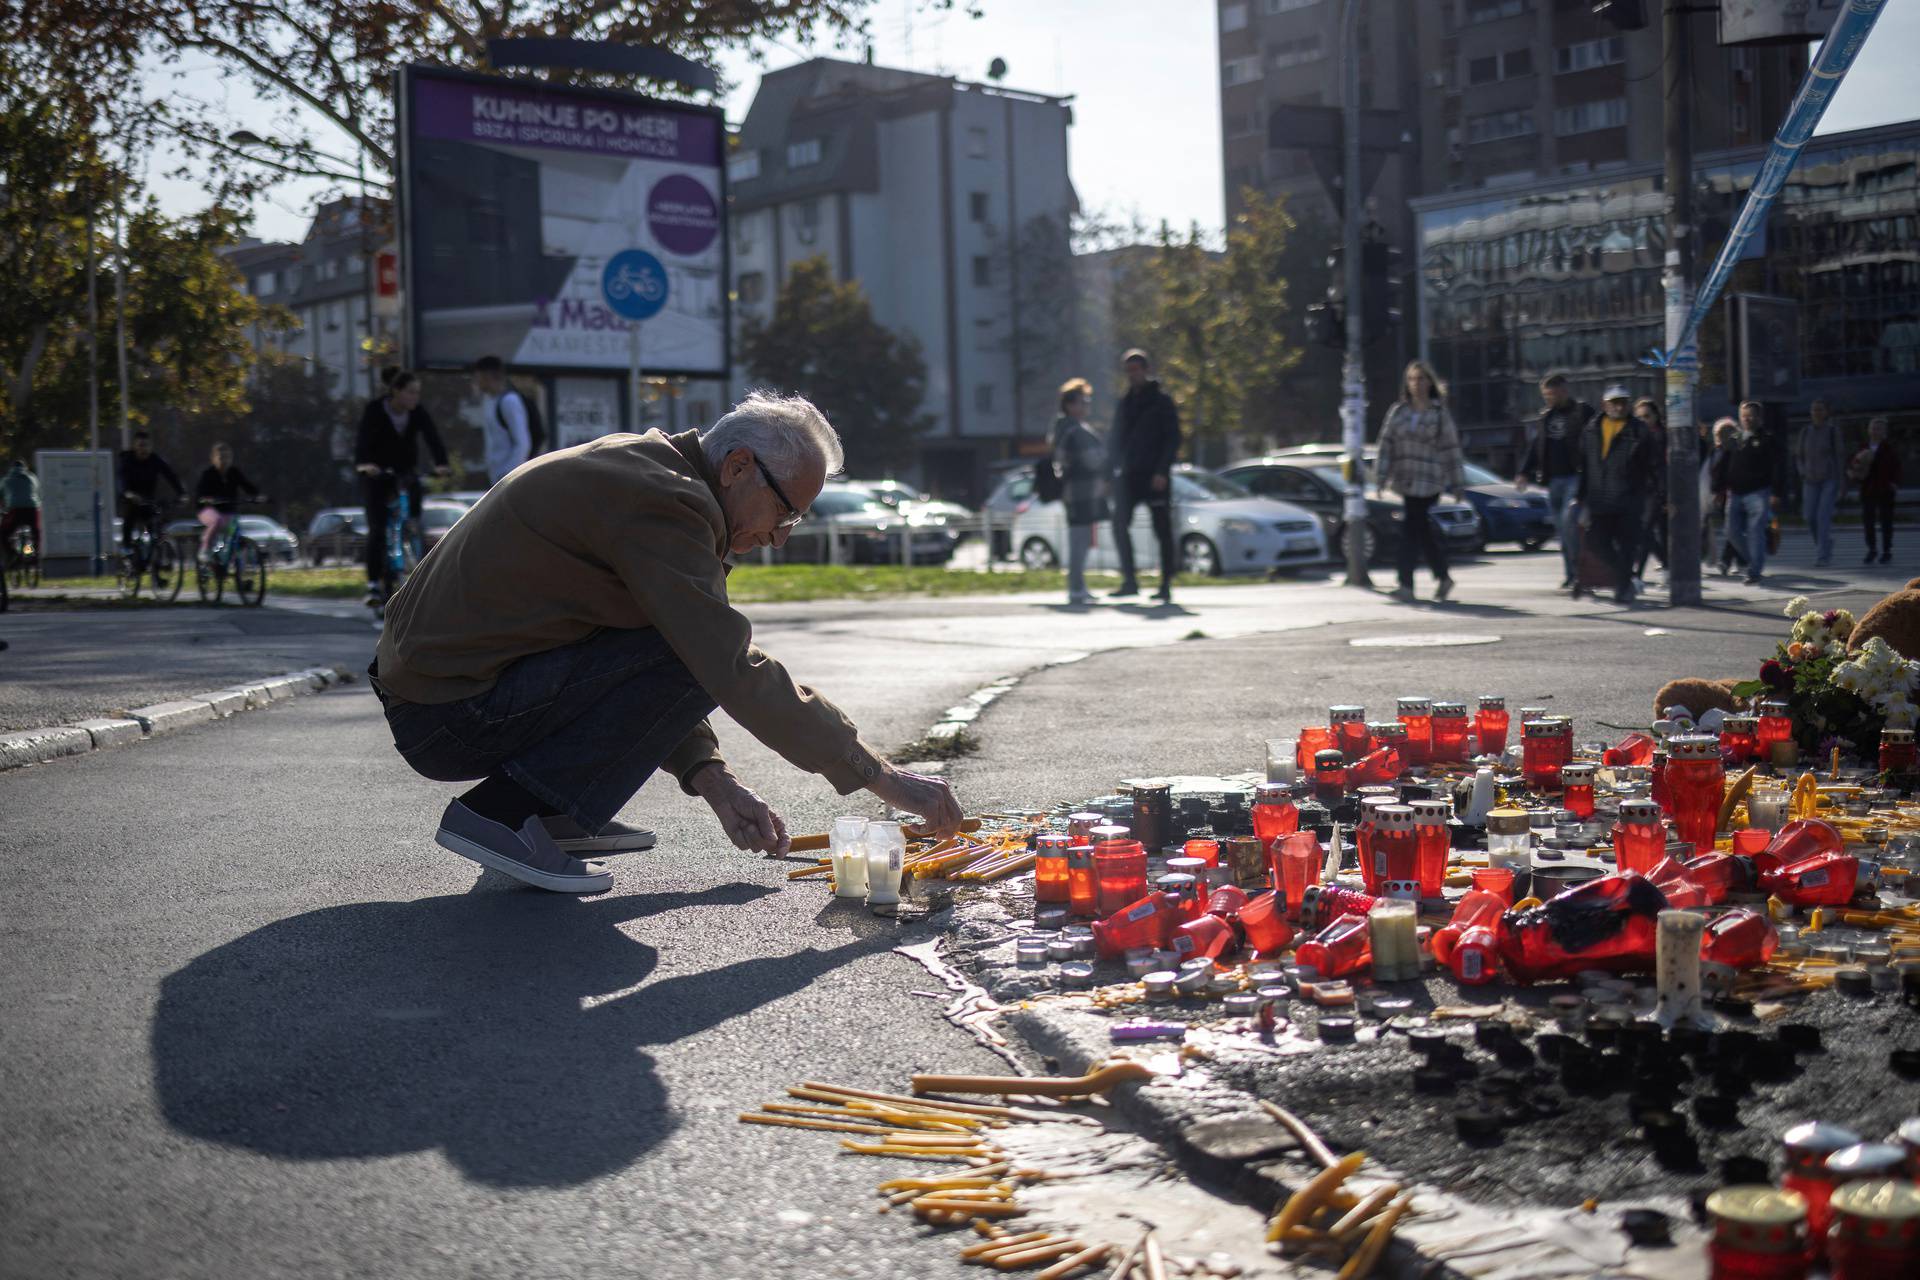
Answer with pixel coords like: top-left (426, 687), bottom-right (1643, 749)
top-left (1553, 97), bottom-right (1627, 136)
top-left (737, 272), bottom-right (766, 304)
top-left (1226, 108), bottom-right (1263, 137)
top-left (1466, 108), bottom-right (1535, 144)
top-left (974, 318), bottom-right (995, 349)
top-left (253, 271), bottom-right (275, 295)
top-left (1465, 0), bottom-right (1528, 22)
top-left (1269, 35), bottom-right (1322, 69)
top-left (1469, 48), bottom-right (1533, 84)
top-left (974, 382), bottom-right (995, 413)
top-left (966, 126), bottom-right (989, 158)
top-left (972, 255), bottom-right (992, 287)
top-left (792, 199), bottom-right (820, 245)
top-left (1222, 2), bottom-right (1249, 33)
top-left (969, 191), bottom-right (990, 222)
top-left (786, 137), bottom-right (822, 168)
top-left (727, 149), bottom-right (761, 182)
top-left (1222, 55), bottom-right (1263, 86)
top-left (1263, 0), bottom-right (1321, 12)
top-left (322, 258), bottom-right (340, 281)
top-left (348, 254), bottom-right (365, 275)
top-left (1555, 36), bottom-right (1625, 74)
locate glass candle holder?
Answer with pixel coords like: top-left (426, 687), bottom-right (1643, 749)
top-left (1329, 704), bottom-right (1370, 761)
top-left (1651, 747), bottom-right (1672, 815)
top-left (1747, 785), bottom-right (1790, 832)
top-left (1475, 695), bottom-right (1509, 756)
top-left (830, 815), bottom-right (870, 900)
top-left (1522, 718), bottom-right (1573, 792)
top-left (1721, 715), bottom-right (1761, 766)
top-left (1559, 763), bottom-right (1597, 819)
top-left (1666, 736), bottom-right (1728, 855)
top-left (1066, 844), bottom-right (1098, 917)
top-left (1066, 811), bottom-right (1102, 845)
top-left (1132, 783), bottom-right (1174, 853)
top-left (1470, 864), bottom-right (1516, 906)
top-left (1093, 838), bottom-right (1149, 917)
top-left (1224, 834), bottom-right (1267, 889)
top-left (1156, 872), bottom-right (1202, 925)
top-left (1410, 798), bottom-right (1451, 897)
top-left (1296, 725), bottom-right (1336, 773)
top-left (1882, 728), bottom-right (1917, 775)
top-left (1370, 804), bottom-right (1421, 899)
top-left (1267, 737), bottom-right (1299, 784)
top-left (1396, 696), bottom-right (1434, 767)
top-left (1369, 899), bottom-right (1421, 981)
top-left (1782, 1120), bottom-right (1862, 1254)
top-left (864, 820), bottom-right (906, 907)
top-left (1827, 1177), bottom-right (1920, 1280)
top-left (1756, 699), bottom-right (1793, 756)
top-left (1354, 796), bottom-right (1398, 894)
top-left (1731, 827), bottom-right (1772, 857)
top-left (1705, 1187), bottom-right (1809, 1280)
top-left (1275, 831), bottom-right (1322, 916)
top-left (1312, 749), bottom-right (1347, 804)
top-left (1613, 798), bottom-right (1667, 876)
top-left (1603, 731), bottom-right (1656, 767)
top-left (1430, 701), bottom-right (1470, 764)
top-left (1251, 782), bottom-right (1300, 850)
top-left (1034, 832), bottom-right (1071, 903)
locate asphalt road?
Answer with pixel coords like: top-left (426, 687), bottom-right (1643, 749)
top-left (2, 545), bottom-right (1907, 1279)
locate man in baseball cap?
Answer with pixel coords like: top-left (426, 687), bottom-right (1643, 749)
top-left (1573, 384), bottom-right (1655, 605)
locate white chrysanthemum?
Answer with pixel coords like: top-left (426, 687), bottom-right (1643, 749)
top-left (1785, 596), bottom-right (1810, 618)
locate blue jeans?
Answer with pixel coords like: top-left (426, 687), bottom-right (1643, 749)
top-left (1728, 488), bottom-right (1772, 578)
top-left (1548, 476), bottom-right (1581, 580)
top-left (1802, 477), bottom-right (1838, 561)
top-left (375, 628), bottom-right (718, 832)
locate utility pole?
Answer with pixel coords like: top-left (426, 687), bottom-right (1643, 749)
top-left (86, 192), bottom-right (104, 577)
top-left (114, 140), bottom-right (130, 451)
top-left (1339, 0), bottom-right (1370, 588)
top-left (1662, 2), bottom-right (1701, 606)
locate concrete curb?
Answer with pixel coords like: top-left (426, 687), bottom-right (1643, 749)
top-left (0, 666), bottom-right (353, 773)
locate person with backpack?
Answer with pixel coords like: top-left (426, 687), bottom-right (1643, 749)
top-left (472, 355), bottom-right (545, 485)
top-left (1046, 377), bottom-right (1108, 606)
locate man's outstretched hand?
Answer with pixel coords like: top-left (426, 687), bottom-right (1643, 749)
top-left (691, 764), bottom-right (790, 855)
top-left (868, 765), bottom-right (964, 838)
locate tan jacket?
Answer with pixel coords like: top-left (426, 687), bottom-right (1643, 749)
top-left (374, 429), bottom-right (882, 794)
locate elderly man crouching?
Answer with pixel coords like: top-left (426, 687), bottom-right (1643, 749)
top-left (369, 391), bottom-right (963, 892)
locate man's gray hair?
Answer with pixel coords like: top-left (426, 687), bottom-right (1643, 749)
top-left (701, 391), bottom-right (844, 482)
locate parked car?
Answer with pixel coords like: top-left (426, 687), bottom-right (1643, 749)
top-left (418, 501), bottom-right (468, 553)
top-left (165, 514), bottom-right (302, 564)
top-left (305, 508), bottom-right (370, 566)
top-left (1010, 466), bottom-right (1329, 577)
top-left (850, 479), bottom-right (927, 511)
top-left (1459, 460), bottom-right (1555, 549)
top-left (773, 484), bottom-right (957, 565)
top-left (980, 468), bottom-right (1035, 560)
top-left (437, 489), bottom-right (490, 510)
top-left (1218, 452), bottom-right (1483, 564)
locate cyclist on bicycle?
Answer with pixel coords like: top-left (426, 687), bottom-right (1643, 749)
top-left (355, 366), bottom-right (449, 606)
top-left (2, 459), bottom-right (40, 560)
top-left (193, 442), bottom-right (263, 563)
top-left (118, 429), bottom-right (184, 549)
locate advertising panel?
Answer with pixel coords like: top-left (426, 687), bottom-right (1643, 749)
top-left (398, 65), bottom-right (727, 376)
top-left (33, 450), bottom-right (115, 560)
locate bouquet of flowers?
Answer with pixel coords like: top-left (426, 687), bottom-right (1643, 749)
top-left (1731, 597), bottom-right (1919, 759)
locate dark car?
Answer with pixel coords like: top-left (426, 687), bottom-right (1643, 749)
top-left (1459, 461), bottom-right (1556, 550)
top-left (772, 485), bottom-right (955, 565)
top-left (305, 508), bottom-right (369, 565)
top-left (165, 514), bottom-right (302, 564)
top-left (1217, 455), bottom-right (1482, 565)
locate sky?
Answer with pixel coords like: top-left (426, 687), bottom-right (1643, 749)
top-left (143, 0), bottom-right (1920, 245)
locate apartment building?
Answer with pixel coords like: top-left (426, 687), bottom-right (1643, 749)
top-left (229, 197), bottom-right (393, 404)
top-left (727, 57), bottom-right (1076, 500)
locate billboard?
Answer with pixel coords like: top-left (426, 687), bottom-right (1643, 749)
top-left (397, 65), bottom-right (728, 377)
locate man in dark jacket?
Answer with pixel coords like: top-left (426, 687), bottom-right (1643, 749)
top-left (1515, 372), bottom-right (1594, 590)
top-left (1108, 348), bottom-right (1182, 603)
top-left (1574, 385), bottom-right (1653, 605)
top-left (1724, 399), bottom-right (1784, 585)
top-left (117, 430), bottom-right (184, 549)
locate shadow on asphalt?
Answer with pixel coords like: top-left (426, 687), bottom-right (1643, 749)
top-left (151, 884), bottom-right (891, 1187)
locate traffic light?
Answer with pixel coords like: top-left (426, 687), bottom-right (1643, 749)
top-left (1592, 1), bottom-right (1648, 31)
top-left (1306, 301), bottom-right (1345, 348)
top-left (1360, 240), bottom-right (1403, 341)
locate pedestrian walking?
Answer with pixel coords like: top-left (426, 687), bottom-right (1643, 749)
top-left (1377, 359), bottom-right (1464, 603)
top-left (471, 355), bottom-right (542, 485)
top-left (1798, 397), bottom-right (1847, 566)
top-left (355, 367), bottom-right (451, 607)
top-left (1706, 418), bottom-right (1747, 575)
top-left (1724, 400), bottom-right (1783, 585)
top-left (370, 391), bottom-right (964, 893)
top-left (1516, 371), bottom-right (1594, 591)
top-left (1, 458), bottom-right (41, 562)
top-left (1107, 348), bottom-right (1181, 604)
top-left (1630, 397), bottom-right (1668, 587)
top-left (1576, 386), bottom-right (1655, 606)
top-left (1854, 416), bottom-right (1902, 564)
top-left (1051, 377), bottom-right (1108, 606)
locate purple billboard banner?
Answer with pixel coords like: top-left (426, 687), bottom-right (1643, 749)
top-left (412, 74), bottom-right (721, 165)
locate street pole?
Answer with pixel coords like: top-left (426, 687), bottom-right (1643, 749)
top-left (114, 150), bottom-right (130, 451)
top-left (359, 148), bottom-right (376, 397)
top-left (86, 197), bottom-right (104, 577)
top-left (1340, 0), bottom-right (1371, 588)
top-left (1663, 0), bottom-right (1702, 606)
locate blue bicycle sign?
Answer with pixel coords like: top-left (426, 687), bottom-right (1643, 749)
top-left (602, 249), bottom-right (669, 321)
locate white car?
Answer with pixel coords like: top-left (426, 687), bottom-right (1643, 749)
top-left (1010, 467), bottom-right (1330, 577)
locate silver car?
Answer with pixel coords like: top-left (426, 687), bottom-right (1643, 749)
top-left (1009, 467), bottom-right (1330, 576)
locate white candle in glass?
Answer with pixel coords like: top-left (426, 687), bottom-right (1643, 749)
top-left (1368, 900), bottom-right (1420, 981)
top-left (865, 820), bottom-right (905, 907)
top-left (1268, 738), bottom-right (1298, 785)
top-left (831, 815), bottom-right (869, 899)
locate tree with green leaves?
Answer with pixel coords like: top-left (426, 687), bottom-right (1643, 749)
top-left (741, 256), bottom-right (933, 474)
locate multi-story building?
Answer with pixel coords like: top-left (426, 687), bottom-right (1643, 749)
top-left (728, 57), bottom-right (1076, 500)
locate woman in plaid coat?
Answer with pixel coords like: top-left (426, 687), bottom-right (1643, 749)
top-left (1376, 359), bottom-right (1465, 602)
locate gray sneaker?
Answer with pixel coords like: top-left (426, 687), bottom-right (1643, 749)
top-left (436, 800), bottom-right (613, 893)
top-left (540, 815), bottom-right (657, 854)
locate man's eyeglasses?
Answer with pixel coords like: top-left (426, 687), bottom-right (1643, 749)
top-left (754, 457), bottom-right (805, 530)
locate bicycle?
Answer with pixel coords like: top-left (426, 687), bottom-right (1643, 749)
top-left (117, 499), bottom-right (183, 601)
top-left (369, 468), bottom-right (425, 618)
top-left (4, 520), bottom-right (40, 589)
top-left (604, 260), bottom-right (666, 303)
top-left (195, 498), bottom-right (270, 606)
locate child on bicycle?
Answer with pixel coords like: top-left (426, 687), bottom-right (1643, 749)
top-left (193, 442), bottom-right (262, 563)
top-left (355, 367), bottom-right (450, 606)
